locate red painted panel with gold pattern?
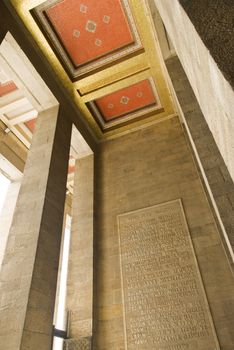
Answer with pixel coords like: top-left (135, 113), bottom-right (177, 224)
top-left (87, 77), bottom-right (162, 131)
top-left (0, 81), bottom-right (17, 97)
top-left (33, 0), bottom-right (141, 78)
top-left (95, 79), bottom-right (156, 121)
top-left (46, 0), bottom-right (134, 66)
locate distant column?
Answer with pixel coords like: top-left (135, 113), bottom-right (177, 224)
top-left (0, 106), bottom-right (72, 350)
top-left (64, 155), bottom-right (94, 350)
top-left (0, 179), bottom-right (21, 269)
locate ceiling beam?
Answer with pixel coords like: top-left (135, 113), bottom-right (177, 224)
top-left (0, 96), bottom-right (28, 114)
top-left (10, 109), bottom-right (38, 125)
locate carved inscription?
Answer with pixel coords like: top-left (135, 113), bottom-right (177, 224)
top-left (118, 200), bottom-right (219, 350)
top-left (63, 337), bottom-right (91, 350)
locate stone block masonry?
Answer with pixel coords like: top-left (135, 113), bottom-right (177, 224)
top-left (93, 116), bottom-right (234, 349)
top-left (155, 0), bottom-right (234, 182)
top-left (166, 56), bottom-right (234, 260)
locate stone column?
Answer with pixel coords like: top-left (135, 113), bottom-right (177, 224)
top-left (0, 179), bottom-right (21, 269)
top-left (0, 106), bottom-right (72, 350)
top-left (64, 155), bottom-right (94, 350)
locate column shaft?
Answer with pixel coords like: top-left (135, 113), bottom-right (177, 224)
top-left (65, 155), bottom-right (94, 349)
top-left (0, 180), bottom-right (21, 269)
top-left (0, 106), bottom-right (72, 350)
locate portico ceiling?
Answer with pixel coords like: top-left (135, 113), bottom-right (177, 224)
top-left (4, 0), bottom-right (176, 140)
top-left (0, 34), bottom-right (92, 194)
top-left (0, 81), bottom-right (17, 97)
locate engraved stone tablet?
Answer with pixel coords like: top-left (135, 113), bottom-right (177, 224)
top-left (118, 200), bottom-right (220, 350)
top-left (63, 337), bottom-right (91, 350)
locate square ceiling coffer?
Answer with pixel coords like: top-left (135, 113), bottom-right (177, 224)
top-left (32, 0), bottom-right (142, 79)
top-left (87, 78), bottom-right (162, 131)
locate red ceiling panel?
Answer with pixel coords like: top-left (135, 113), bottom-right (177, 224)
top-left (46, 0), bottom-right (134, 66)
top-left (68, 164), bottom-right (75, 174)
top-left (95, 79), bottom-right (156, 121)
top-left (0, 81), bottom-right (18, 97)
top-left (25, 118), bottom-right (36, 133)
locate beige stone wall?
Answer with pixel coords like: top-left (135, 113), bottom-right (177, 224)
top-left (154, 0), bottom-right (234, 181)
top-left (93, 117), bottom-right (234, 349)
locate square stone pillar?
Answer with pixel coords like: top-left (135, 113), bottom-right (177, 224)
top-left (65, 155), bottom-right (94, 349)
top-left (0, 106), bottom-right (72, 350)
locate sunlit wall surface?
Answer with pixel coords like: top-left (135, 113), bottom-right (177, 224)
top-left (53, 215), bottom-right (71, 350)
top-left (0, 173), bottom-right (10, 215)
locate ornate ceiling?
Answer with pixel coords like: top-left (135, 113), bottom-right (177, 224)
top-left (0, 81), bottom-right (17, 97)
top-left (0, 36), bottom-right (92, 195)
top-left (5, 0), bottom-right (176, 140)
top-left (33, 0), bottom-right (142, 79)
top-left (0, 68), bottom-right (18, 96)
